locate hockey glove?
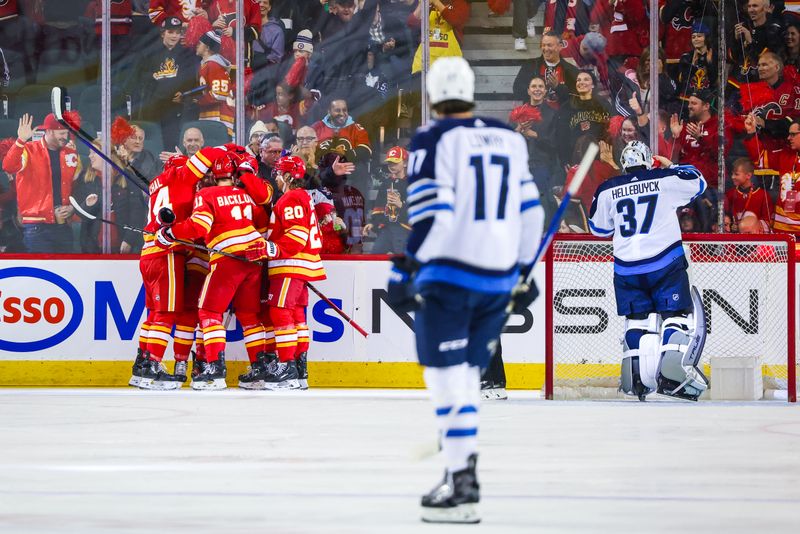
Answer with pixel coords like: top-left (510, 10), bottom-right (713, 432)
top-left (387, 255), bottom-right (421, 313)
top-left (244, 241), bottom-right (267, 262)
top-left (508, 275), bottom-right (539, 315)
top-left (156, 226), bottom-right (176, 248)
top-left (265, 240), bottom-right (279, 259)
top-left (157, 207), bottom-right (176, 226)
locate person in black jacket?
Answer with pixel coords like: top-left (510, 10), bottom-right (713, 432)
top-left (112, 174), bottom-right (148, 254)
top-left (556, 70), bottom-right (611, 166)
top-left (137, 17), bottom-right (198, 148)
top-left (72, 148), bottom-right (105, 254)
top-left (731, 0), bottom-right (786, 82)
top-left (363, 146), bottom-right (409, 254)
top-left (512, 31), bottom-right (579, 104)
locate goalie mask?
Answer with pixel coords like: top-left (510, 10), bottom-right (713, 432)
top-left (619, 140), bottom-right (653, 172)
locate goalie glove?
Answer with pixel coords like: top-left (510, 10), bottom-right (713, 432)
top-left (508, 275), bottom-right (539, 315)
top-left (156, 226), bottom-right (176, 248)
top-left (387, 255), bottom-right (422, 313)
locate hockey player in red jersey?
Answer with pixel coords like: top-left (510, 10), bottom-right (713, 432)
top-left (157, 153), bottom-right (269, 390)
top-left (260, 155), bottom-right (326, 390)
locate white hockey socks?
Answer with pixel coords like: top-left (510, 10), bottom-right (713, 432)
top-left (423, 363), bottom-right (481, 473)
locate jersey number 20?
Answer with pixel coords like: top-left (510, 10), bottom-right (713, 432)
top-left (617, 194), bottom-right (658, 237)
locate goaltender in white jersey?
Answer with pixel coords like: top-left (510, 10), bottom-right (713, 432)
top-left (589, 140), bottom-right (709, 401)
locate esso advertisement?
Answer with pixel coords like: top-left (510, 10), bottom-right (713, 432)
top-left (0, 259), bottom-right (547, 364)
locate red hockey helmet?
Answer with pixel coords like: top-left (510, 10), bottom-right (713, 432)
top-left (211, 153), bottom-right (237, 179)
top-left (164, 154), bottom-right (188, 171)
top-left (273, 155), bottom-right (306, 182)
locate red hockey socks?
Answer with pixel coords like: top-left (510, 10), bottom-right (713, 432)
top-left (293, 306), bottom-right (309, 357)
top-left (238, 312), bottom-right (265, 363)
top-left (173, 312), bottom-right (197, 362)
top-left (269, 307), bottom-right (297, 362)
top-left (198, 310), bottom-right (226, 363)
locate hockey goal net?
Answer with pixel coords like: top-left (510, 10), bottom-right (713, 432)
top-left (546, 234), bottom-right (797, 402)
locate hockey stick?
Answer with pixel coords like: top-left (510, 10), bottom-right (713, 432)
top-left (307, 283), bottom-right (369, 338)
top-left (180, 85), bottom-right (207, 98)
top-left (51, 86), bottom-right (151, 194)
top-left (69, 195), bottom-right (241, 260)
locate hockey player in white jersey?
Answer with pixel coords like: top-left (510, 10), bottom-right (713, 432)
top-left (589, 140), bottom-right (709, 402)
top-left (387, 57), bottom-right (544, 524)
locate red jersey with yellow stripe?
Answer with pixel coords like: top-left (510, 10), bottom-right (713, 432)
top-left (267, 188), bottom-right (326, 281)
top-left (745, 135), bottom-right (800, 234)
top-left (170, 184), bottom-right (268, 262)
top-left (140, 148), bottom-right (220, 258)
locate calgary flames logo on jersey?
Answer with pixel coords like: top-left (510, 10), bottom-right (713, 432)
top-left (671, 8), bottom-right (694, 31)
top-left (154, 58), bottom-right (178, 80)
top-left (752, 101), bottom-right (783, 121)
top-left (692, 68), bottom-right (710, 91)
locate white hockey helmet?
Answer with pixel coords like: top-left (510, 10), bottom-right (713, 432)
top-left (619, 140), bottom-right (653, 172)
top-left (427, 57), bottom-right (475, 106)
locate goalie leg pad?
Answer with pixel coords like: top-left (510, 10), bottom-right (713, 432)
top-left (620, 314), bottom-right (661, 399)
top-left (656, 315), bottom-right (708, 401)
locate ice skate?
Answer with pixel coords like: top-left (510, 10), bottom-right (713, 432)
top-left (480, 380), bottom-right (508, 400)
top-left (421, 454), bottom-right (480, 524)
top-left (263, 358), bottom-right (300, 390)
top-left (174, 361), bottom-right (188, 384)
top-left (191, 352), bottom-right (227, 391)
top-left (128, 349), bottom-right (148, 387)
top-left (296, 351), bottom-right (309, 390)
top-left (139, 359), bottom-right (183, 390)
top-left (238, 352), bottom-right (270, 390)
top-left (191, 350), bottom-right (205, 380)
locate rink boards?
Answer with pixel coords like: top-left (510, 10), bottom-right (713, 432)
top-left (0, 257), bottom-right (547, 388)
top-left (0, 256), bottom-right (793, 388)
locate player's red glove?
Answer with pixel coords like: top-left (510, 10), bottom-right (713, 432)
top-left (156, 227), bottom-right (176, 248)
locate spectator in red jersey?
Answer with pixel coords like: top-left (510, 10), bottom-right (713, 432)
top-left (195, 30), bottom-right (234, 136)
top-left (205, 0), bottom-right (261, 63)
top-left (542, 0), bottom-right (590, 40)
top-left (253, 81), bottom-right (303, 132)
top-left (564, 137), bottom-right (619, 219)
top-left (731, 0), bottom-right (786, 82)
top-left (670, 89), bottom-right (731, 231)
top-left (605, 0), bottom-right (649, 65)
top-left (725, 157), bottom-right (774, 230)
top-left (729, 51), bottom-right (798, 156)
top-left (513, 30), bottom-right (579, 103)
top-left (149, 0), bottom-right (208, 26)
top-left (744, 116), bottom-right (800, 235)
top-left (2, 113), bottom-right (80, 253)
top-left (311, 97), bottom-right (372, 162)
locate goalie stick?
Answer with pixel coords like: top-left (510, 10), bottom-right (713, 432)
top-left (51, 86), bottom-right (151, 194)
top-left (69, 197), bottom-right (370, 338)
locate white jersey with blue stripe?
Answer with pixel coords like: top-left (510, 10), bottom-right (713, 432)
top-left (405, 116), bottom-right (544, 293)
top-left (588, 164), bottom-right (707, 275)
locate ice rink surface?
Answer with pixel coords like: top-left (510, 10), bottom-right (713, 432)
top-left (1, 388), bottom-right (798, 534)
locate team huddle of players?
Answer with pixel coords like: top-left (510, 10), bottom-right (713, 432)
top-left (128, 144), bottom-right (325, 391)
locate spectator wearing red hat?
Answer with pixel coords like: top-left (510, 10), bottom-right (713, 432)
top-left (364, 146), bottom-right (409, 254)
top-left (1, 113), bottom-right (80, 253)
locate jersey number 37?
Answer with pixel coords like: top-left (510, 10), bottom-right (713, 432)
top-left (616, 194), bottom-right (658, 237)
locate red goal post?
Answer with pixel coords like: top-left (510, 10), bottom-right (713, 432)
top-left (545, 234), bottom-right (797, 403)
